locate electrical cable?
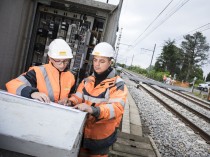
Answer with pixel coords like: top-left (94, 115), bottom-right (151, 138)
top-left (132, 0), bottom-right (174, 45)
top-left (128, 0), bottom-right (190, 54)
top-left (133, 0), bottom-right (190, 48)
top-left (175, 23), bottom-right (210, 41)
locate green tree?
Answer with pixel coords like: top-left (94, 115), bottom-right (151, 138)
top-left (181, 32), bottom-right (209, 81)
top-left (154, 39), bottom-right (183, 76)
top-left (206, 72), bottom-right (210, 82)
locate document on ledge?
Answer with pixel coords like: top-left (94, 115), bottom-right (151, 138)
top-left (49, 102), bottom-right (81, 113)
top-left (0, 90), bottom-right (81, 113)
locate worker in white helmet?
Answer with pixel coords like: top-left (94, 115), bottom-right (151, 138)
top-left (59, 42), bottom-right (128, 157)
top-left (6, 38), bottom-right (75, 103)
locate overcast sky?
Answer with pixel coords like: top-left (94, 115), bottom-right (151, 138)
top-left (96, 0), bottom-right (210, 77)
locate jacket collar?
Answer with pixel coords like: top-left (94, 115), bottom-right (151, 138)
top-left (92, 68), bottom-right (117, 79)
top-left (88, 68), bottom-right (117, 86)
top-left (106, 68), bottom-right (117, 79)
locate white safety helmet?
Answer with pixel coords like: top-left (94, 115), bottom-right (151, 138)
top-left (48, 38), bottom-right (73, 59)
top-left (92, 42), bottom-right (115, 58)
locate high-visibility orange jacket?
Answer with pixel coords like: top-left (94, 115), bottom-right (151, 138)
top-left (6, 62), bottom-right (75, 102)
top-left (69, 68), bottom-right (128, 149)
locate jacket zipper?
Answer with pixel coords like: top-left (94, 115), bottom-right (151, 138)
top-left (59, 72), bottom-right (61, 100)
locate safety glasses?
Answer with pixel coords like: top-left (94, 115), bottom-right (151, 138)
top-left (51, 58), bottom-right (70, 65)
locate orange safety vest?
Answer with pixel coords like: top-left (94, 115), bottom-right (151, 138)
top-left (6, 62), bottom-right (75, 102)
top-left (69, 69), bottom-right (128, 141)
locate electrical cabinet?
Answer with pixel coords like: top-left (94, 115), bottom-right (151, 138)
top-left (28, 4), bottom-right (107, 80)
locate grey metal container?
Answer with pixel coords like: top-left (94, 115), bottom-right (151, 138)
top-left (0, 91), bottom-right (87, 157)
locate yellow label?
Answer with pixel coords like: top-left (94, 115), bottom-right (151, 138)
top-left (94, 52), bottom-right (101, 55)
top-left (59, 51), bottom-right (67, 56)
top-left (64, 87), bottom-right (71, 90)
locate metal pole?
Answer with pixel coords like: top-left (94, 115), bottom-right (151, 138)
top-left (149, 44), bottom-right (156, 71)
top-left (115, 48), bottom-right (119, 65)
top-left (115, 28), bottom-right (123, 65)
top-left (131, 54), bottom-right (134, 66)
top-left (207, 88), bottom-right (210, 102)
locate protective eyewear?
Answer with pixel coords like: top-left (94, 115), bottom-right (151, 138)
top-left (51, 58), bottom-right (70, 65)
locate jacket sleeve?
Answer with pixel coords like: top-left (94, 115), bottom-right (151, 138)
top-left (5, 69), bottom-right (39, 98)
top-left (97, 80), bottom-right (128, 121)
top-left (68, 80), bottom-right (85, 105)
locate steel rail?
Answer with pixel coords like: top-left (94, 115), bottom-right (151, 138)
top-left (180, 91), bottom-right (210, 107)
top-left (149, 85), bottom-right (210, 123)
top-left (169, 90), bottom-right (210, 111)
top-left (140, 84), bottom-right (210, 144)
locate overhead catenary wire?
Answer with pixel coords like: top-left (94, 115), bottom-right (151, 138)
top-left (175, 23), bottom-right (210, 41)
top-left (133, 0), bottom-right (190, 48)
top-left (138, 1), bottom-right (190, 41)
top-left (132, 0), bottom-right (174, 45)
top-left (128, 0), bottom-right (190, 54)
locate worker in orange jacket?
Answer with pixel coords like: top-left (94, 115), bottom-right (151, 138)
top-left (6, 38), bottom-right (75, 103)
top-left (59, 42), bottom-right (128, 157)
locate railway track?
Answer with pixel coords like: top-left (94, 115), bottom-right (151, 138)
top-left (150, 85), bottom-right (210, 123)
top-left (179, 91), bottom-right (210, 107)
top-left (169, 90), bottom-right (210, 111)
top-left (123, 70), bottom-right (210, 144)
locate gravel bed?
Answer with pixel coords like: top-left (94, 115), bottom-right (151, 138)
top-left (124, 76), bottom-right (210, 157)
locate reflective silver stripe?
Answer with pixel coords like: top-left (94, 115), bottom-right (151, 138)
top-left (75, 92), bottom-right (83, 99)
top-left (116, 77), bottom-right (124, 83)
top-left (84, 78), bottom-right (89, 86)
top-left (105, 88), bottom-right (110, 100)
top-left (16, 84), bottom-right (27, 95)
top-left (39, 66), bottom-right (54, 102)
top-left (107, 69), bottom-right (116, 78)
top-left (106, 104), bottom-right (115, 119)
top-left (17, 76), bottom-right (32, 86)
top-left (108, 98), bottom-right (125, 107)
top-left (84, 95), bottom-right (107, 103)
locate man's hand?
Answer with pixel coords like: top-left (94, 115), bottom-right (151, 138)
top-left (73, 103), bottom-right (93, 113)
top-left (31, 92), bottom-right (50, 103)
top-left (58, 98), bottom-right (72, 106)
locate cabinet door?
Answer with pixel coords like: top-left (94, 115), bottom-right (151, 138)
top-left (103, 0), bottom-right (123, 46)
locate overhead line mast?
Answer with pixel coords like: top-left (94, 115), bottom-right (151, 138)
top-left (115, 28), bottom-right (123, 65)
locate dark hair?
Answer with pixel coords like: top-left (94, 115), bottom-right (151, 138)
top-left (109, 57), bottom-right (114, 61)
